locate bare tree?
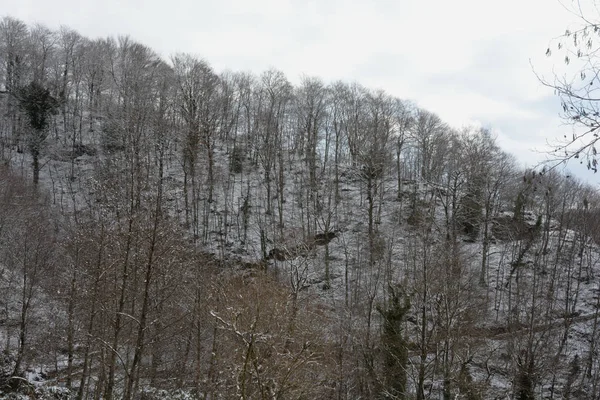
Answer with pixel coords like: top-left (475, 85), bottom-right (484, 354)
top-left (539, 0), bottom-right (600, 170)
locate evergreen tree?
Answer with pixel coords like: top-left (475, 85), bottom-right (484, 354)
top-left (378, 285), bottom-right (410, 399)
top-left (16, 80), bottom-right (58, 184)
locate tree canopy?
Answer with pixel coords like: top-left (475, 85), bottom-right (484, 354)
top-left (17, 80), bottom-right (58, 132)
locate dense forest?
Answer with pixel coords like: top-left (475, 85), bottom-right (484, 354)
top-left (1, 15), bottom-right (600, 400)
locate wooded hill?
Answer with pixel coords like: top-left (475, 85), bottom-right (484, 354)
top-left (1, 16), bottom-right (600, 400)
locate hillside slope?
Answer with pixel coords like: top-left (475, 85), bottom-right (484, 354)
top-left (1, 17), bottom-right (600, 399)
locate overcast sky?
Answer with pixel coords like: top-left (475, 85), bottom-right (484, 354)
top-left (4, 0), bottom-right (598, 183)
